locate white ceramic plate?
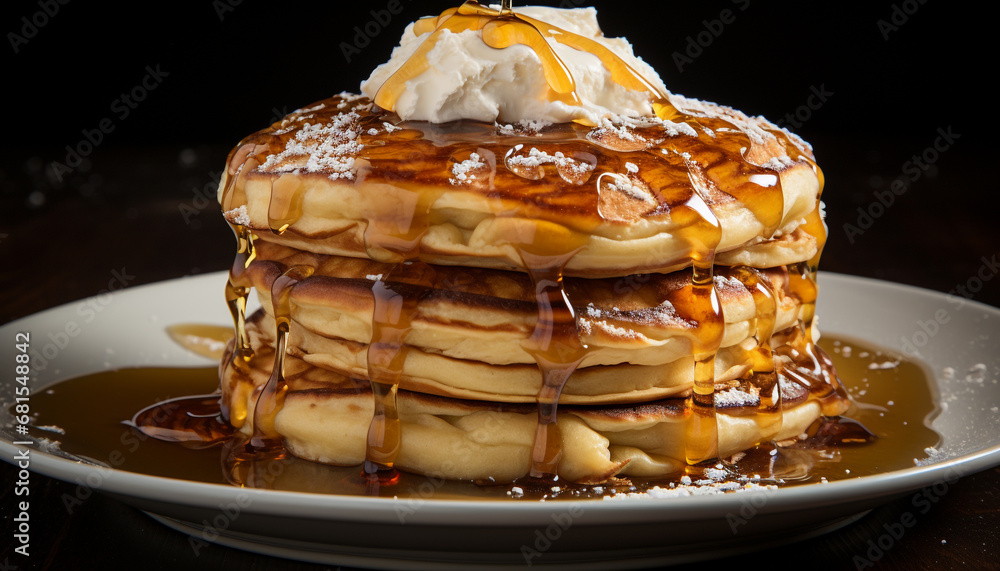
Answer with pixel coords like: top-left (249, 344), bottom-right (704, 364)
top-left (2, 272), bottom-right (999, 569)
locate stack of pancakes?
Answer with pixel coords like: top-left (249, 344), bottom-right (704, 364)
top-left (217, 92), bottom-right (849, 484)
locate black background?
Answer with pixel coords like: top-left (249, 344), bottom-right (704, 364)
top-left (1, 1), bottom-right (999, 570)
top-left (1, 0), bottom-right (992, 146)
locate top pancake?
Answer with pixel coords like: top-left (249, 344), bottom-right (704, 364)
top-left (218, 93), bottom-right (822, 277)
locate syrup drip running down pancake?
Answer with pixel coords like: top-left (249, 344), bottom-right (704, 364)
top-left (177, 2), bottom-right (849, 484)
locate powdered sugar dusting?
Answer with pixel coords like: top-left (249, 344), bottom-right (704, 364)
top-left (603, 173), bottom-right (654, 203)
top-left (507, 147), bottom-right (592, 173)
top-left (504, 146), bottom-right (596, 185)
top-left (779, 375), bottom-right (808, 402)
top-left (715, 385), bottom-right (761, 408)
top-left (334, 92), bottom-right (365, 110)
top-left (607, 113), bottom-right (697, 139)
top-left (299, 103), bottom-right (326, 113)
top-left (257, 110), bottom-right (363, 181)
top-left (578, 301), bottom-right (687, 337)
top-left (224, 205), bottom-right (251, 226)
top-left (579, 304), bottom-right (642, 338)
top-left (868, 359), bottom-right (900, 370)
top-left (606, 479), bottom-right (777, 499)
top-left (588, 117), bottom-right (643, 145)
top-left (672, 93), bottom-right (813, 161)
top-left (450, 152), bottom-right (488, 185)
top-left (714, 275), bottom-right (745, 293)
top-left (761, 156), bottom-right (796, 171)
top-left (703, 464), bottom-right (728, 481)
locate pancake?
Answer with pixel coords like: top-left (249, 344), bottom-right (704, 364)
top-left (210, 3), bottom-right (848, 485)
top-left (217, 93), bottom-right (822, 277)
top-left (221, 344), bottom-right (827, 484)
top-left (243, 308), bottom-right (785, 405)
top-left (236, 239), bottom-right (806, 403)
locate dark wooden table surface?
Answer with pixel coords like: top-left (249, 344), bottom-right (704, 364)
top-left (2, 1), bottom-right (998, 569)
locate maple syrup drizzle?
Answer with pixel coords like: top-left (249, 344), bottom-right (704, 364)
top-left (361, 279), bottom-right (409, 482)
top-left (248, 265), bottom-right (315, 451)
top-left (267, 173), bottom-right (306, 234)
top-left (374, 1), bottom-right (680, 125)
top-left (359, 170), bottom-right (446, 480)
top-left (219, 144), bottom-right (260, 357)
top-left (684, 263), bottom-right (722, 464)
top-left (220, 223), bottom-right (258, 430)
top-left (363, 261), bottom-right (436, 481)
top-left (223, 226), bottom-right (256, 356)
top-left (667, 156), bottom-right (725, 464)
top-left (220, 140), bottom-right (279, 427)
top-left (722, 267), bottom-right (782, 439)
top-left (779, 338), bottom-right (851, 417)
top-left (220, 141), bottom-right (270, 363)
top-left (515, 229), bottom-right (589, 478)
top-left (778, 173), bottom-right (835, 413)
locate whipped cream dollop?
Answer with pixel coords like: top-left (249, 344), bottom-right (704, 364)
top-left (360, 6), bottom-right (668, 125)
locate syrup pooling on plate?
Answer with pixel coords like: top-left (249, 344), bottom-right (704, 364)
top-left (28, 333), bottom-right (937, 497)
top-left (125, 393), bottom-right (233, 449)
top-left (165, 323), bottom-right (232, 361)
